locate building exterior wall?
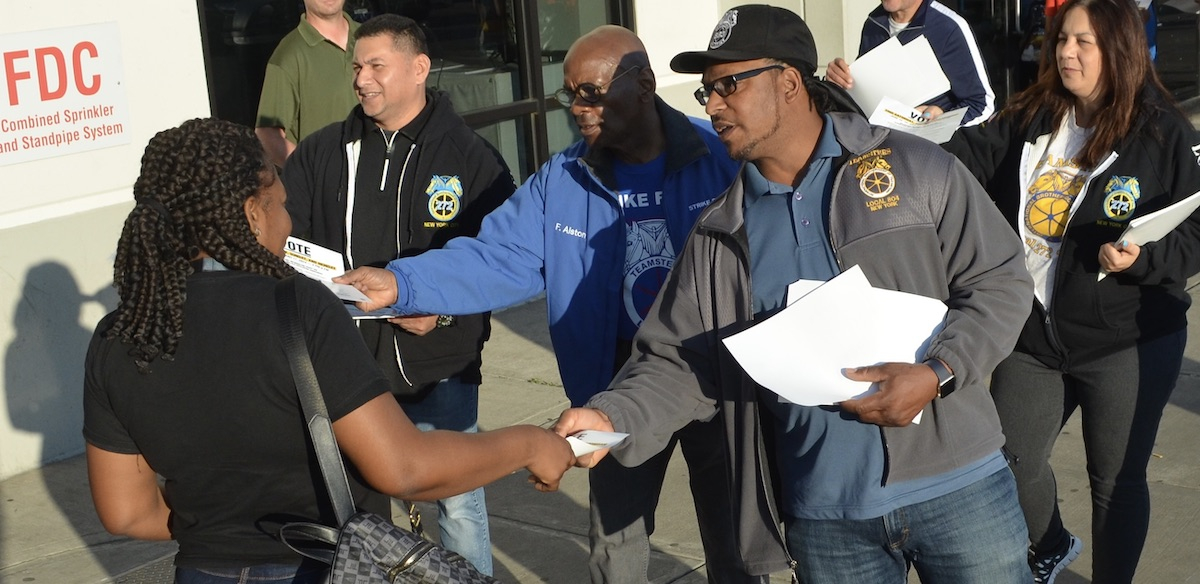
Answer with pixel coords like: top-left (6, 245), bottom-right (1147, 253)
top-left (0, 1), bottom-right (210, 480)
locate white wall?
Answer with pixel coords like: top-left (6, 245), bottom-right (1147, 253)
top-left (0, 1), bottom-right (211, 480)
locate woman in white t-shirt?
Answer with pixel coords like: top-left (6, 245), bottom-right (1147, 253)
top-left (945, 1), bottom-right (1200, 582)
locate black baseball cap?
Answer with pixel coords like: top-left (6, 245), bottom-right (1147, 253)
top-left (670, 5), bottom-right (818, 76)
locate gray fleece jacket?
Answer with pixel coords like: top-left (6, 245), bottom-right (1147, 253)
top-left (588, 112), bottom-right (1034, 576)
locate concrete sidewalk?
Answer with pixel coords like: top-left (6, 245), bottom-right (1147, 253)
top-left (1, 293), bottom-right (1198, 583)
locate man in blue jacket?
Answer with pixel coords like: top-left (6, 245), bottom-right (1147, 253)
top-left (826, 0), bottom-right (995, 126)
top-left (337, 24), bottom-right (757, 584)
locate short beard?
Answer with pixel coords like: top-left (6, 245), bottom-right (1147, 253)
top-left (724, 92), bottom-right (782, 161)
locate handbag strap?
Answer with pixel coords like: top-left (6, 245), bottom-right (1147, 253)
top-left (275, 276), bottom-right (357, 527)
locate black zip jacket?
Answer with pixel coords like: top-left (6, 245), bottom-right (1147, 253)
top-left (283, 90), bottom-right (516, 390)
top-left (945, 88), bottom-right (1200, 368)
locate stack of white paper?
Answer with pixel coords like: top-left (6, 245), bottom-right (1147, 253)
top-left (722, 265), bottom-right (947, 408)
top-left (847, 35), bottom-right (949, 115)
top-left (845, 35), bottom-right (967, 143)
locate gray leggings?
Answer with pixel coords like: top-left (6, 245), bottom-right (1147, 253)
top-left (990, 330), bottom-right (1185, 584)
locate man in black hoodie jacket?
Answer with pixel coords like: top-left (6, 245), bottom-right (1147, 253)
top-left (281, 14), bottom-right (516, 575)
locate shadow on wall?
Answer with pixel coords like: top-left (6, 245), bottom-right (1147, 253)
top-left (4, 262), bottom-right (121, 574)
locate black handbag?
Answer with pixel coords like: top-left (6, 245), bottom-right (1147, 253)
top-left (274, 277), bottom-right (501, 584)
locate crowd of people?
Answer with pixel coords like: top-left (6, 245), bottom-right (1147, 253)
top-left (83, 1), bottom-right (1196, 583)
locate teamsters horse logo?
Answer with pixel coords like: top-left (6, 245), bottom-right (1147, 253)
top-left (856, 154), bottom-right (895, 199)
top-left (426, 175), bottom-right (462, 223)
top-left (1102, 176), bottom-right (1140, 222)
top-left (709, 9), bottom-right (738, 49)
top-left (1025, 170), bottom-right (1084, 242)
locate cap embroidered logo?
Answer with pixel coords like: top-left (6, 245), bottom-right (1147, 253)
top-left (709, 9), bottom-right (738, 49)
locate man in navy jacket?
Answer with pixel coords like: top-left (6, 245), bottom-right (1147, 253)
top-left (826, 0), bottom-right (995, 126)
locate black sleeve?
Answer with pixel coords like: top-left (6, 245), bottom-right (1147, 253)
top-left (430, 135), bottom-right (517, 247)
top-left (293, 277), bottom-right (391, 420)
top-left (943, 114), bottom-right (1017, 187)
top-left (82, 321), bottom-right (139, 454)
top-left (281, 134), bottom-right (321, 239)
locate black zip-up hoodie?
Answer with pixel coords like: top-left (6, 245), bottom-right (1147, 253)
top-left (945, 87), bottom-right (1200, 369)
top-left (283, 90), bottom-right (516, 391)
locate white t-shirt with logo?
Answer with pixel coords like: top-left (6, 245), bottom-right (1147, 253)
top-left (1021, 108), bottom-right (1093, 306)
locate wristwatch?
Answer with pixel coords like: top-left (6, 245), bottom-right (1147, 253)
top-left (923, 358), bottom-right (956, 398)
top-left (435, 314), bottom-right (456, 328)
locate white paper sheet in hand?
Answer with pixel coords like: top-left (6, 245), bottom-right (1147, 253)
top-left (1097, 189), bottom-right (1200, 281)
top-left (868, 97), bottom-right (967, 144)
top-left (847, 35), bottom-right (951, 116)
top-left (283, 236), bottom-right (371, 302)
top-left (567, 430), bottom-right (629, 457)
top-left (722, 265), bottom-right (947, 407)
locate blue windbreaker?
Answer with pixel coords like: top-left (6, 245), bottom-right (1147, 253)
top-left (384, 98), bottom-right (740, 405)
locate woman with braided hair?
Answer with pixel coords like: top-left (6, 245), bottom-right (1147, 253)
top-left (83, 118), bottom-right (573, 584)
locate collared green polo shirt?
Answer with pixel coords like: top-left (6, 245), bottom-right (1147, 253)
top-left (256, 13), bottom-right (359, 144)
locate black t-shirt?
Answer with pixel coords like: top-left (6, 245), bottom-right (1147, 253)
top-left (83, 271), bottom-right (390, 568)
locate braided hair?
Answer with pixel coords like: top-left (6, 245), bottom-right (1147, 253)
top-left (107, 118), bottom-right (293, 373)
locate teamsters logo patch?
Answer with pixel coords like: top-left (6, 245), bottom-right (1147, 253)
top-left (425, 175), bottom-right (462, 223)
top-left (1025, 170), bottom-right (1083, 242)
top-left (709, 10), bottom-right (738, 49)
top-left (852, 148), bottom-right (898, 210)
top-left (1102, 176), bottom-right (1140, 221)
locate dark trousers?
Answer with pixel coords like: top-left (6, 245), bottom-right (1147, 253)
top-left (587, 417), bottom-right (766, 584)
top-left (991, 330), bottom-right (1185, 584)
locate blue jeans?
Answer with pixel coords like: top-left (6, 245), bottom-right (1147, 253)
top-left (399, 377), bottom-right (492, 575)
top-left (785, 469), bottom-right (1032, 584)
top-left (175, 563), bottom-right (325, 583)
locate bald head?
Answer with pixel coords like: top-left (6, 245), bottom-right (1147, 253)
top-left (558, 25), bottom-right (662, 163)
top-left (565, 25), bottom-right (651, 75)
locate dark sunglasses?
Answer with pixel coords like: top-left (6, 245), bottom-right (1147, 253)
top-left (554, 66), bottom-right (642, 107)
top-left (693, 64), bottom-right (785, 106)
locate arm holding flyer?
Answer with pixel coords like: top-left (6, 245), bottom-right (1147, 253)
top-left (1097, 190), bottom-right (1200, 281)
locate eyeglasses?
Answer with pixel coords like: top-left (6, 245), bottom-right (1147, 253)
top-left (693, 65), bottom-right (785, 106)
top-left (554, 66), bottom-right (642, 107)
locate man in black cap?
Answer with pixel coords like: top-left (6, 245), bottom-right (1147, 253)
top-left (554, 5), bottom-right (1036, 582)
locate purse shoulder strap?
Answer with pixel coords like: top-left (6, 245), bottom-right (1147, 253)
top-left (275, 276), bottom-right (357, 527)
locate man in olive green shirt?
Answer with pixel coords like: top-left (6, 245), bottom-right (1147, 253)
top-left (255, 0), bottom-right (359, 168)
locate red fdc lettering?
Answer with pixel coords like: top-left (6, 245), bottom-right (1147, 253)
top-left (35, 47), bottom-right (67, 100)
top-left (4, 50), bottom-right (31, 106)
top-left (3, 41), bottom-right (101, 106)
top-left (73, 42), bottom-right (100, 95)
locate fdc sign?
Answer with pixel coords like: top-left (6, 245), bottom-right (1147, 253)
top-left (0, 23), bottom-right (130, 166)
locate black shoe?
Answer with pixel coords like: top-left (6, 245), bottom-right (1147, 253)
top-left (1029, 533), bottom-right (1083, 584)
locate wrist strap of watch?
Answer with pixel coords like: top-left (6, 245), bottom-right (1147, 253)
top-left (923, 358), bottom-right (956, 398)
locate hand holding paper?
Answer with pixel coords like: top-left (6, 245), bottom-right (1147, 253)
top-left (566, 430), bottom-right (628, 457)
top-left (867, 97), bottom-right (967, 144)
top-left (283, 236), bottom-right (370, 302)
top-left (840, 362), bottom-right (940, 427)
top-left (722, 266), bottom-right (947, 424)
top-left (1097, 189), bottom-right (1200, 281)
